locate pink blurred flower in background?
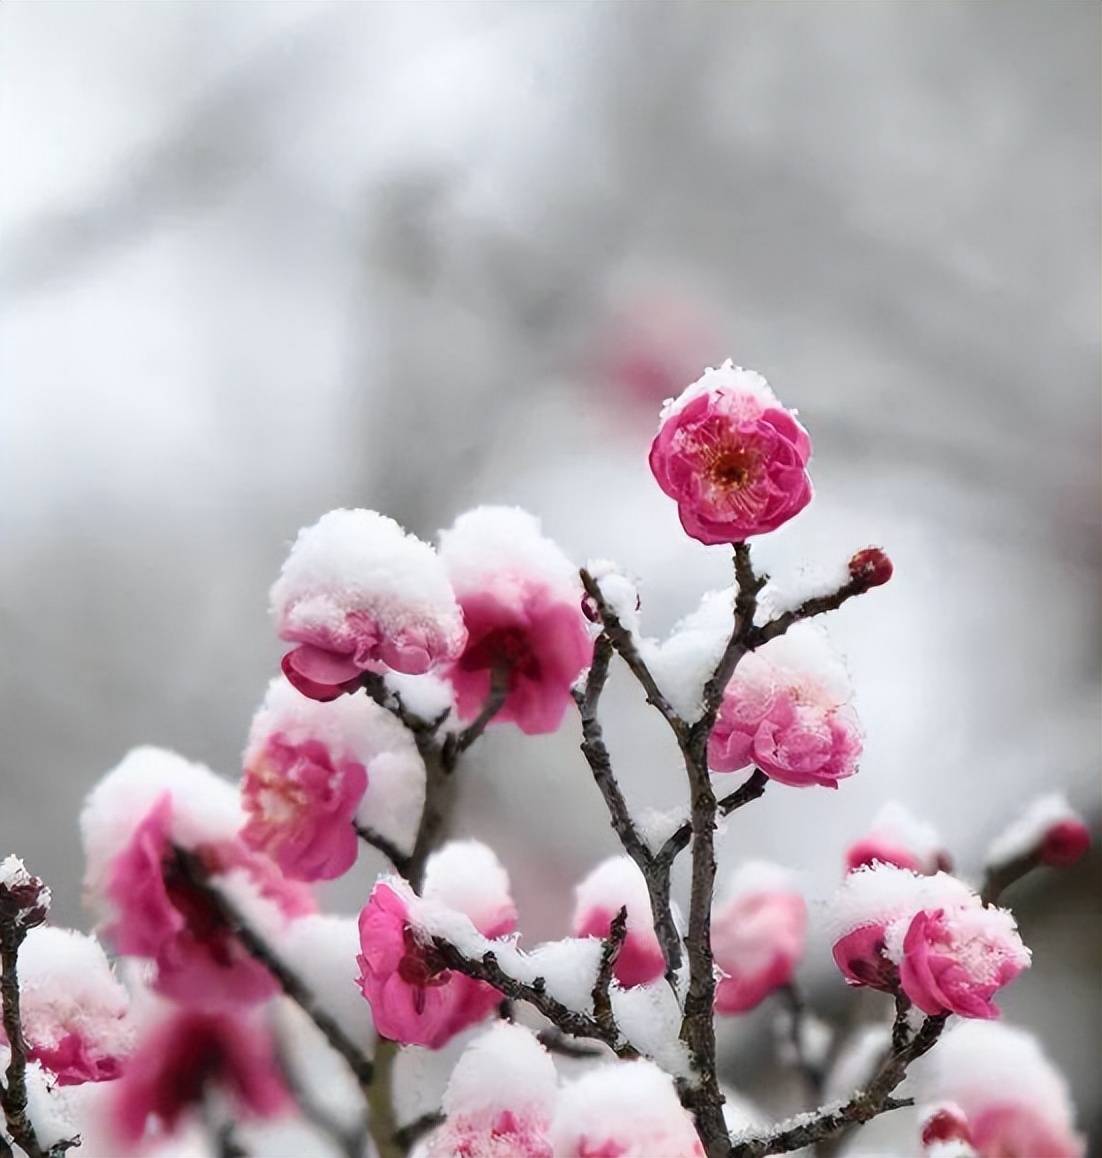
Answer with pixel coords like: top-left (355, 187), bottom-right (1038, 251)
top-left (572, 857), bottom-right (665, 989)
top-left (845, 802), bottom-right (949, 875)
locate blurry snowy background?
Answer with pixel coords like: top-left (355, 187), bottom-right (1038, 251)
top-left (1, 0), bottom-right (1099, 1149)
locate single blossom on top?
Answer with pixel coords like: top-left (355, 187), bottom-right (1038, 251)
top-left (845, 802), bottom-right (950, 875)
top-left (110, 1008), bottom-right (288, 1150)
top-left (712, 862), bottom-right (806, 1014)
top-left (648, 361), bottom-right (812, 544)
top-left (271, 508), bottom-right (467, 701)
top-left (571, 857), bottom-right (666, 989)
top-left (439, 507), bottom-right (593, 735)
top-left (709, 623), bottom-right (862, 789)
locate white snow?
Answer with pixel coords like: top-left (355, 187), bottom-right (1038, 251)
top-left (636, 807), bottom-right (689, 855)
top-left (609, 981), bottom-right (692, 1078)
top-left (720, 859), bottom-right (799, 902)
top-left (985, 793), bottom-right (1085, 869)
top-left (657, 359), bottom-right (781, 424)
top-left (585, 558), bottom-right (641, 633)
top-left (385, 670), bottom-right (455, 725)
top-left (572, 856), bottom-right (655, 935)
top-left (422, 841), bottom-right (515, 933)
top-left (882, 901), bottom-right (1029, 972)
top-left (270, 507), bottom-right (465, 657)
top-left (441, 1021), bottom-right (557, 1120)
top-left (0, 856), bottom-right (50, 919)
top-left (852, 801), bottom-right (944, 873)
top-left (824, 864), bottom-right (974, 943)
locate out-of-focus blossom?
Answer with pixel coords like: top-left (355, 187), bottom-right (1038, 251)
top-left (649, 361), bottom-right (812, 544)
top-left (440, 507), bottom-right (592, 735)
top-left (845, 803), bottom-right (949, 875)
top-left (571, 857), bottom-right (665, 989)
top-left (271, 509), bottom-right (467, 701)
top-left (709, 624), bottom-right (861, 789)
top-left (712, 862), bottom-right (806, 1014)
top-left (985, 794), bottom-right (1092, 873)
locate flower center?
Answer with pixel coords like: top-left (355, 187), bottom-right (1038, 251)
top-left (705, 440), bottom-right (760, 493)
top-left (397, 926), bottom-right (451, 989)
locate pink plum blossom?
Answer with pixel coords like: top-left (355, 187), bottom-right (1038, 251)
top-left (440, 507), bottom-right (593, 735)
top-left (985, 794), bottom-right (1092, 876)
top-left (709, 625), bottom-right (861, 789)
top-left (271, 508), bottom-right (467, 701)
top-left (845, 803), bottom-right (949, 875)
top-left (648, 361), bottom-right (812, 544)
top-left (712, 862), bottom-right (806, 1014)
top-left (572, 857), bottom-right (665, 989)
top-left (892, 905), bottom-right (1030, 1019)
top-left (110, 1009), bottom-right (288, 1149)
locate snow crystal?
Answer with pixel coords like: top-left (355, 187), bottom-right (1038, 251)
top-left (657, 360), bottom-right (780, 424)
top-left (585, 559), bottom-right (641, 633)
top-left (824, 864), bottom-right (974, 943)
top-left (442, 1022), bottom-right (557, 1120)
top-left (609, 981), bottom-right (691, 1078)
top-left (573, 856), bottom-right (654, 932)
top-left (882, 900), bottom-right (1027, 971)
top-left (422, 841), bottom-right (515, 934)
top-left (985, 793), bottom-right (1085, 868)
top-left (280, 914), bottom-right (374, 1044)
top-left (270, 508), bottom-right (465, 656)
top-left (385, 670), bottom-right (455, 725)
top-left (636, 807), bottom-right (689, 855)
top-left (756, 558), bottom-right (851, 621)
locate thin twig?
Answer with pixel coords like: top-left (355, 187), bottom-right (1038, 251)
top-left (776, 983), bottom-right (824, 1106)
top-left (442, 665), bottom-right (509, 772)
top-left (537, 1029), bottom-right (605, 1059)
top-left (662, 769), bottom-right (769, 856)
top-left (747, 574), bottom-right (876, 651)
top-left (354, 824), bottom-right (411, 876)
top-left (592, 907), bottom-right (628, 1038)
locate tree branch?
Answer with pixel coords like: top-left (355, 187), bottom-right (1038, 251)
top-left (747, 575), bottom-right (874, 651)
top-left (775, 983), bottom-right (824, 1106)
top-left (592, 907), bottom-right (628, 1039)
top-left (442, 665), bottom-right (509, 772)
top-left (354, 824), bottom-right (412, 876)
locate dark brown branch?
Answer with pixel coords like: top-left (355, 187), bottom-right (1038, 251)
top-left (747, 575), bottom-right (876, 652)
top-left (171, 848), bottom-right (375, 1092)
top-left (354, 824), bottom-right (411, 876)
top-left (979, 851), bottom-right (1041, 906)
top-left (429, 940), bottom-right (638, 1059)
top-left (442, 665), bottom-right (509, 772)
top-left (359, 673), bottom-right (443, 761)
top-left (699, 542), bottom-right (762, 729)
top-left (662, 769), bottom-right (769, 856)
top-left (592, 907), bottom-right (628, 1038)
top-left (776, 983), bottom-right (824, 1106)
top-left (537, 1029), bottom-right (605, 1059)
top-left (393, 1112), bottom-right (444, 1150)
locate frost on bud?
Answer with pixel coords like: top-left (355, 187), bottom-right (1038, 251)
top-left (271, 508), bottom-right (467, 702)
top-left (985, 794), bottom-right (1092, 875)
top-left (0, 856), bottom-right (50, 932)
top-left (845, 803), bottom-right (948, 876)
top-left (648, 360), bottom-right (812, 544)
top-left (848, 546), bottom-right (893, 589)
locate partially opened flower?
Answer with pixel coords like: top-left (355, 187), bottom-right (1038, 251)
top-left (712, 862), bottom-right (806, 1014)
top-left (709, 623), bottom-right (861, 789)
top-left (846, 803), bottom-right (949, 875)
top-left (916, 1021), bottom-right (1085, 1158)
top-left (649, 361), bottom-right (812, 544)
top-left (427, 1023), bottom-right (557, 1158)
top-left (11, 927), bottom-right (132, 1085)
top-left (439, 507), bottom-right (592, 735)
top-left (271, 508), bottom-right (467, 701)
top-left (571, 857), bottom-right (666, 989)
top-left (110, 1009), bottom-right (288, 1149)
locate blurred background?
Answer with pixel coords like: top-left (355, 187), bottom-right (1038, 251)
top-left (1, 1), bottom-right (1099, 1151)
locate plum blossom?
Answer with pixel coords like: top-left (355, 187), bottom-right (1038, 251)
top-left (357, 843), bottom-right (517, 1049)
top-left (439, 507), bottom-right (592, 735)
top-left (648, 361), bottom-right (812, 544)
top-left (427, 1023), bottom-right (557, 1158)
top-left (110, 1009), bottom-right (288, 1149)
top-left (571, 857), bottom-right (665, 989)
top-left (916, 1022), bottom-right (1085, 1158)
top-left (845, 803), bottom-right (949, 875)
top-left (709, 623), bottom-right (861, 789)
top-left (888, 905), bottom-right (1030, 1020)
top-left (551, 1060), bottom-right (705, 1157)
top-left (83, 748), bottom-right (313, 1008)
top-left (10, 927), bottom-right (132, 1085)
top-left (271, 508), bottom-right (467, 701)
top-left (985, 794), bottom-right (1092, 873)
top-left (712, 862), bottom-right (806, 1014)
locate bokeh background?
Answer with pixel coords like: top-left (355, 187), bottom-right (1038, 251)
top-left (2, 1), bottom-right (1099, 1152)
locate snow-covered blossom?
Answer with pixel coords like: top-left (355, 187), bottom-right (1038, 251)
top-left (712, 862), bottom-right (806, 1014)
top-left (271, 508), bottom-right (467, 701)
top-left (109, 1009), bottom-right (288, 1149)
top-left (0, 856), bottom-right (51, 930)
top-left (649, 361), bottom-right (812, 544)
top-left (985, 794), bottom-right (1092, 872)
top-left (82, 748), bottom-right (313, 1007)
top-left (550, 1060), bottom-right (705, 1157)
top-left (439, 507), bottom-right (592, 735)
top-left (845, 803), bottom-right (949, 875)
top-left (428, 1023), bottom-right (556, 1158)
top-left (357, 844), bottom-right (517, 1049)
top-left (888, 905), bottom-right (1030, 1020)
top-left (571, 857), bottom-right (665, 989)
top-left (11, 927), bottom-right (132, 1085)
top-left (916, 1022), bottom-right (1085, 1157)
top-left (709, 623), bottom-right (861, 789)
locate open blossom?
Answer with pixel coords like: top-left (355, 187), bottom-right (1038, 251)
top-left (712, 862), bottom-right (806, 1014)
top-left (709, 623), bottom-right (861, 788)
top-left (271, 508), bottom-right (467, 701)
top-left (648, 361), bottom-right (812, 544)
top-left (110, 1009), bottom-right (288, 1149)
top-left (985, 794), bottom-right (1092, 873)
top-left (889, 905), bottom-right (1030, 1019)
top-left (846, 802), bottom-right (949, 875)
top-left (439, 507), bottom-right (592, 735)
top-left (428, 1023), bottom-right (556, 1158)
top-left (572, 857), bottom-right (665, 989)
top-left (357, 843), bottom-right (516, 1049)
top-left (551, 1061), bottom-right (705, 1158)
top-left (83, 748), bottom-right (313, 1008)
top-left (916, 1022), bottom-right (1085, 1158)
top-left (10, 927), bottom-right (132, 1085)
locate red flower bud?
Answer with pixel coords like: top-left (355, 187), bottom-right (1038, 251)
top-left (1040, 818), bottom-right (1091, 868)
top-left (848, 547), bottom-right (893, 589)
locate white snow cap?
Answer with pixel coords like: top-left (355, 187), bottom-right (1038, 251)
top-left (720, 860), bottom-right (799, 902)
top-left (658, 359), bottom-right (780, 424)
top-left (881, 901), bottom-right (1028, 971)
top-left (985, 794), bottom-right (1086, 869)
top-left (854, 802), bottom-right (945, 872)
top-left (81, 746), bottom-right (242, 904)
top-left (422, 841), bottom-right (516, 934)
top-left (270, 507), bottom-right (465, 654)
top-left (0, 856), bottom-right (50, 920)
top-left (584, 559), bottom-right (641, 634)
top-left (248, 678), bottom-right (426, 853)
top-left (550, 1059), bottom-right (702, 1157)
top-left (825, 864), bottom-right (975, 943)
top-left (915, 1021), bottom-right (1083, 1149)
top-left (573, 856), bottom-right (654, 930)
top-left (280, 915), bottom-right (374, 1045)
top-left (439, 506), bottom-right (580, 601)
top-left (442, 1022), bottom-right (557, 1122)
